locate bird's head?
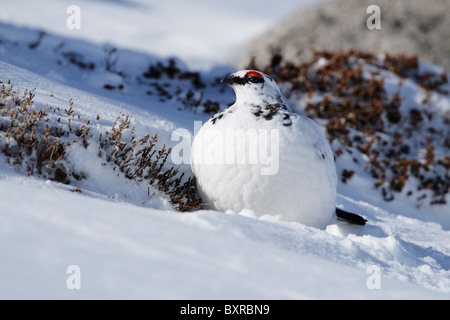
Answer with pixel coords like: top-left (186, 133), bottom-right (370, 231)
top-left (221, 70), bottom-right (284, 105)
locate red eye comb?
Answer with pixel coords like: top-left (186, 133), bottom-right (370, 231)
top-left (246, 71), bottom-right (263, 78)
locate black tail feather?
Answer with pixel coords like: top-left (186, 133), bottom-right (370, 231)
top-left (336, 208), bottom-right (367, 226)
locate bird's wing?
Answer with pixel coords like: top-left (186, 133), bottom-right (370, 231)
top-left (297, 115), bottom-right (334, 161)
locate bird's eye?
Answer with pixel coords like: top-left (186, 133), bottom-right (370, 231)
top-left (248, 76), bottom-right (264, 84)
top-left (245, 71), bottom-right (264, 84)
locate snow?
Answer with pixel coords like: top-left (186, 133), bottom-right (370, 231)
top-left (0, 173), bottom-right (446, 299)
top-left (0, 1), bottom-right (449, 299)
top-left (0, 0), bottom-right (319, 70)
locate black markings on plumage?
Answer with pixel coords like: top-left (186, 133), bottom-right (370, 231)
top-left (211, 111), bottom-right (226, 125)
top-left (262, 104), bottom-right (280, 120)
top-left (252, 106), bottom-right (263, 117)
top-left (315, 147), bottom-right (327, 160)
top-left (315, 151), bottom-right (325, 160)
top-left (281, 112), bottom-right (292, 127)
top-left (251, 103), bottom-right (292, 126)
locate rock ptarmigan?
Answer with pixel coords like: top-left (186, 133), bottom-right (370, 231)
top-left (190, 70), bottom-right (366, 228)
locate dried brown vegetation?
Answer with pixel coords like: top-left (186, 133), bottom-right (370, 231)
top-left (0, 80), bottom-right (200, 211)
top-left (138, 58), bottom-right (221, 114)
top-left (0, 80), bottom-right (85, 183)
top-left (99, 111), bottom-right (200, 211)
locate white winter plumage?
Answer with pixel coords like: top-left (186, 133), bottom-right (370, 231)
top-left (191, 70), bottom-right (337, 228)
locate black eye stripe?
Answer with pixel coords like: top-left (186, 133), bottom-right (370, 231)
top-left (247, 76), bottom-right (264, 84)
top-left (222, 73), bottom-right (265, 85)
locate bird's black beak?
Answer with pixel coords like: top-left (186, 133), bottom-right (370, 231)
top-left (220, 74), bottom-right (236, 85)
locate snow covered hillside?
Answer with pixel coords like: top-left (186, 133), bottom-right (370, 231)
top-left (0, 0), bottom-right (318, 70)
top-left (0, 3), bottom-right (449, 299)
